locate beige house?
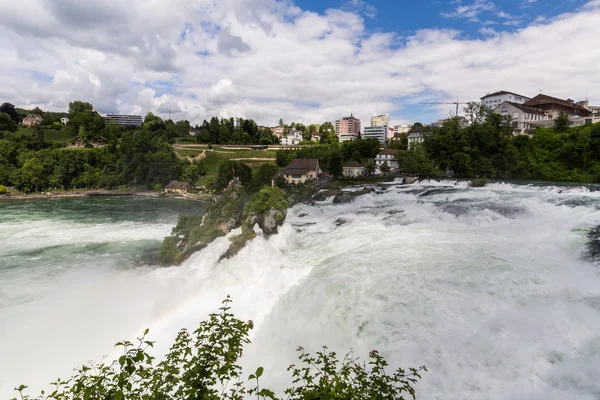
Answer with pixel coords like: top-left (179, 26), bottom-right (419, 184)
top-left (164, 181), bottom-right (191, 194)
top-left (283, 159), bottom-right (321, 184)
top-left (343, 161), bottom-right (365, 177)
top-left (494, 101), bottom-right (549, 135)
top-left (23, 114), bottom-right (43, 126)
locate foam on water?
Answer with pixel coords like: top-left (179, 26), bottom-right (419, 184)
top-left (2, 186), bottom-right (600, 399)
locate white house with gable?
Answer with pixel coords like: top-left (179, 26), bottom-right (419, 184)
top-left (481, 91), bottom-right (530, 108)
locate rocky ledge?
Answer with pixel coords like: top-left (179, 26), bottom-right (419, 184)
top-left (159, 184), bottom-right (288, 266)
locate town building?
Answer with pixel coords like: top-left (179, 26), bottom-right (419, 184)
top-left (388, 126), bottom-right (395, 139)
top-left (164, 181), bottom-right (190, 194)
top-left (335, 114), bottom-right (361, 142)
top-left (280, 129), bottom-right (303, 146)
top-left (60, 117), bottom-right (69, 125)
top-left (408, 131), bottom-right (424, 145)
top-left (531, 115), bottom-right (600, 129)
top-left (524, 94), bottom-right (591, 119)
top-left (394, 125), bottom-right (411, 135)
top-left (481, 91), bottom-right (530, 108)
top-left (370, 114), bottom-right (389, 127)
top-left (362, 125), bottom-right (388, 145)
top-left (283, 159), bottom-right (321, 184)
top-left (375, 148), bottom-right (399, 175)
top-left (23, 114), bottom-right (43, 126)
top-left (343, 161), bottom-right (366, 177)
top-left (272, 126), bottom-right (286, 138)
top-left (494, 101), bottom-right (549, 135)
top-left (104, 114), bottom-right (143, 127)
top-left (430, 116), bottom-right (469, 129)
top-left (311, 133), bottom-right (321, 142)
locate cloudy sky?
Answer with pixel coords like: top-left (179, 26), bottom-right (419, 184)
top-left (0, 0), bottom-right (599, 127)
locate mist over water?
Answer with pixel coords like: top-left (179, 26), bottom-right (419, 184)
top-left (2, 184), bottom-right (600, 399)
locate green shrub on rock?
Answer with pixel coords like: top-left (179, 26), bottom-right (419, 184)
top-left (470, 178), bottom-right (489, 187)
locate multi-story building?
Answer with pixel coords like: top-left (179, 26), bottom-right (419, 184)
top-left (335, 114), bottom-right (361, 142)
top-left (494, 101), bottom-right (549, 135)
top-left (104, 114), bottom-right (143, 127)
top-left (481, 91), bottom-right (530, 108)
top-left (524, 94), bottom-right (591, 119)
top-left (370, 114), bottom-right (389, 127)
top-left (283, 159), bottom-right (321, 184)
top-left (394, 125), bottom-right (411, 135)
top-left (271, 126), bottom-right (286, 138)
top-left (408, 131), bottom-right (424, 146)
top-left (280, 129), bottom-right (303, 146)
top-left (374, 148), bottom-right (399, 175)
top-left (362, 125), bottom-right (388, 145)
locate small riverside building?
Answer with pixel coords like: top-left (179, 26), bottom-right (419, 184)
top-left (343, 161), bottom-right (366, 177)
top-left (375, 148), bottom-right (399, 174)
top-left (283, 159), bottom-right (321, 184)
top-left (164, 181), bottom-right (191, 194)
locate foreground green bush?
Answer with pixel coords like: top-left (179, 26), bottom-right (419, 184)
top-left (13, 298), bottom-right (425, 400)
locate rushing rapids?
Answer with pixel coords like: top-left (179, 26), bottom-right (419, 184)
top-left (2, 181), bottom-right (600, 399)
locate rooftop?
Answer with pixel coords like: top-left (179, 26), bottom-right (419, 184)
top-left (377, 148), bottom-right (399, 156)
top-left (481, 90), bottom-right (530, 99)
top-left (343, 161), bottom-right (363, 168)
top-left (165, 181), bottom-right (190, 190)
top-left (501, 101), bottom-right (547, 116)
top-left (524, 94), bottom-right (591, 115)
top-left (284, 159), bottom-right (319, 175)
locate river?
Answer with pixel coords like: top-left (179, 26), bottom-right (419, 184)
top-left (1, 182), bottom-right (600, 399)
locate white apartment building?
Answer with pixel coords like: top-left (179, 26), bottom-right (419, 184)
top-left (481, 91), bottom-right (530, 108)
top-left (408, 131), bottom-right (424, 146)
top-left (394, 125), bottom-right (411, 135)
top-left (280, 129), bottom-right (303, 146)
top-left (370, 114), bottom-right (389, 127)
top-left (494, 101), bottom-right (549, 135)
top-left (362, 125), bottom-right (388, 145)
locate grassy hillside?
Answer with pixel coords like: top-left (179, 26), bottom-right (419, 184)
top-left (174, 146), bottom-right (278, 186)
top-left (17, 127), bottom-right (74, 143)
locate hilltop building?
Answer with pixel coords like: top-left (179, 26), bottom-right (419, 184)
top-left (23, 114), bottom-right (43, 126)
top-left (524, 94), bottom-right (591, 118)
top-left (271, 126), bottom-right (286, 138)
top-left (104, 114), bottom-right (143, 127)
top-left (370, 114), bottom-right (389, 127)
top-left (408, 131), bottom-right (424, 146)
top-left (280, 129), bottom-right (303, 146)
top-left (362, 125), bottom-right (388, 145)
top-left (481, 91), bottom-right (530, 108)
top-left (335, 114), bottom-right (361, 142)
top-left (494, 102), bottom-right (549, 135)
top-left (394, 125), bottom-right (411, 135)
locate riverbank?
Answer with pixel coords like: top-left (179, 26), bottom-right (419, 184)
top-left (0, 189), bottom-right (214, 202)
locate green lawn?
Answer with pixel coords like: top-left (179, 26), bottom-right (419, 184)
top-left (178, 148), bottom-right (278, 187)
top-left (17, 127), bottom-right (74, 143)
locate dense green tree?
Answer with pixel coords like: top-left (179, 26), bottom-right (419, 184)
top-left (328, 151), bottom-right (343, 178)
top-left (68, 101), bottom-right (93, 115)
top-left (0, 103), bottom-right (19, 122)
top-left (248, 163), bottom-right (280, 193)
top-left (0, 112), bottom-right (18, 132)
top-left (182, 164), bottom-right (202, 186)
top-left (554, 112), bottom-right (570, 132)
top-left (214, 160), bottom-right (252, 191)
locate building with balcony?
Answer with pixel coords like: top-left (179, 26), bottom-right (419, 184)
top-left (335, 114), bottom-right (361, 142)
top-left (370, 114), bottom-right (389, 127)
top-left (524, 94), bottom-right (591, 119)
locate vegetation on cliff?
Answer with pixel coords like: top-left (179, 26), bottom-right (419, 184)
top-left (13, 298), bottom-right (425, 400)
